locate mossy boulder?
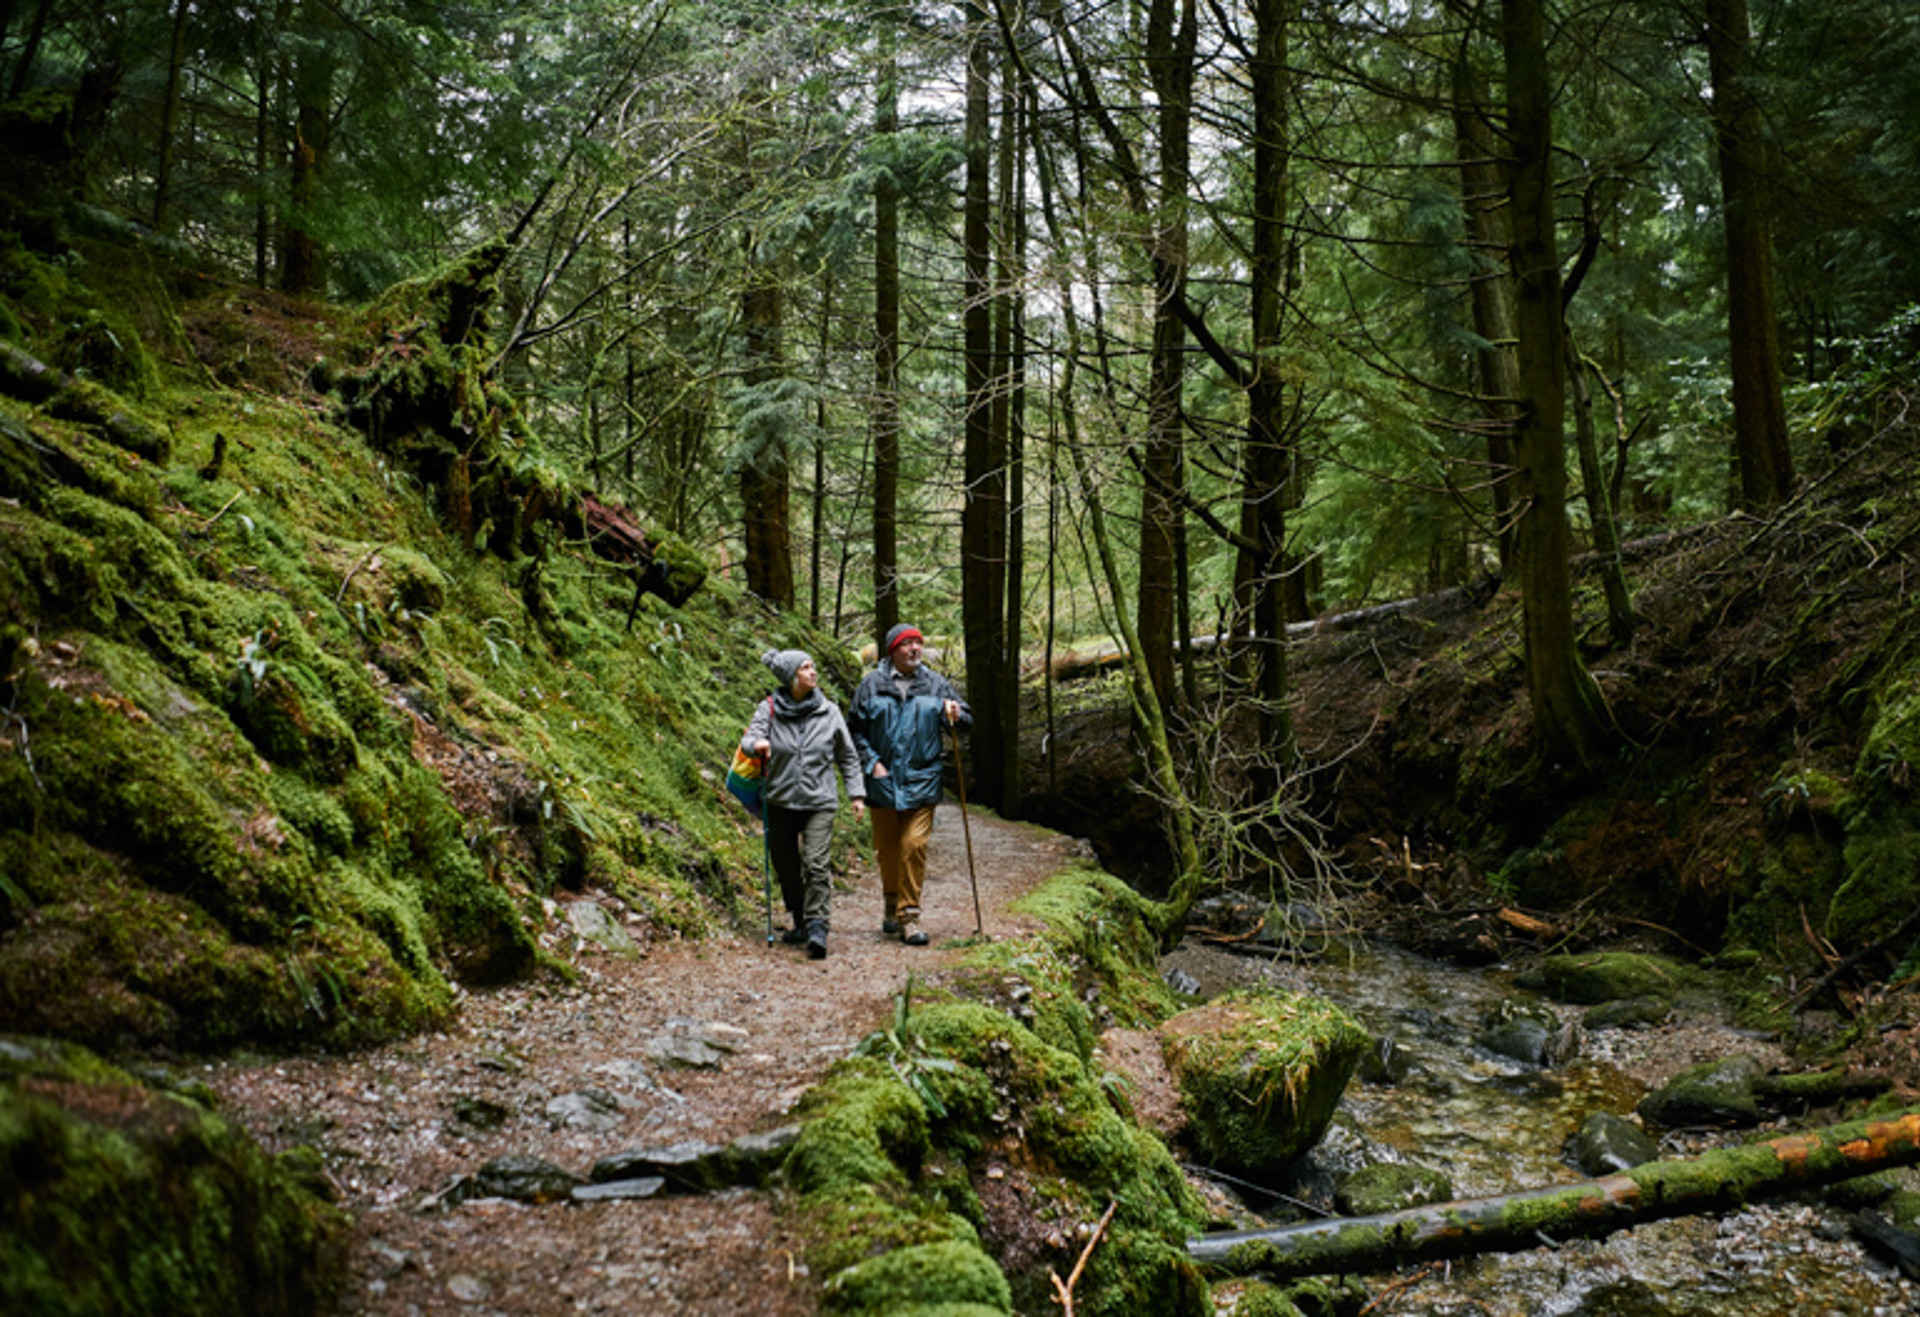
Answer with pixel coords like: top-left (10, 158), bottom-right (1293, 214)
top-left (1334, 1161), bottom-right (1454, 1215)
top-left (0, 1033), bottom-right (347, 1315)
top-left (1160, 991), bottom-right (1369, 1179)
top-left (1537, 952), bottom-right (1685, 1005)
top-left (1636, 1054), bottom-right (1765, 1129)
top-left (822, 1240), bottom-right (1011, 1314)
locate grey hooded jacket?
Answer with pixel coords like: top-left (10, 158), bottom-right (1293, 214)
top-left (742, 689), bottom-right (864, 812)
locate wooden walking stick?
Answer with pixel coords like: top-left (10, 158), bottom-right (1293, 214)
top-left (948, 721), bottom-right (985, 937)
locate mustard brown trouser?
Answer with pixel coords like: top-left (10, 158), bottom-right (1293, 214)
top-left (870, 804), bottom-right (936, 921)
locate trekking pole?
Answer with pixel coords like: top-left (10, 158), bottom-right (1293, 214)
top-left (761, 819), bottom-right (775, 945)
top-left (948, 721), bottom-right (985, 937)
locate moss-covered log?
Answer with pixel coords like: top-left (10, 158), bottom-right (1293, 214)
top-left (1191, 1107), bottom-right (1920, 1277)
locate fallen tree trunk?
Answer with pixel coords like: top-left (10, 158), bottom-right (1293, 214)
top-left (1189, 1107), bottom-right (1920, 1277)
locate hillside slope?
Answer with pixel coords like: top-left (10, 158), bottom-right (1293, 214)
top-left (0, 212), bottom-right (823, 1056)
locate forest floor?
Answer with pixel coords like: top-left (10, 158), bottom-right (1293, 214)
top-left (204, 804), bottom-right (1087, 1317)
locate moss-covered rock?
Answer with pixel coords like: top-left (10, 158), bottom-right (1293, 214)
top-left (1636, 1054), bottom-right (1764, 1129)
top-left (822, 1240), bottom-right (1011, 1314)
top-left (1161, 991), bottom-right (1369, 1179)
top-left (0, 1033), bottom-right (347, 1315)
top-left (1537, 952), bottom-right (1686, 1005)
top-left (1334, 1161), bottom-right (1454, 1215)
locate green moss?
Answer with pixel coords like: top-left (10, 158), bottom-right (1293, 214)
top-left (822, 1240), bottom-right (1010, 1315)
top-left (1537, 952), bottom-right (1687, 1005)
top-left (950, 863), bottom-right (1177, 1061)
top-left (1162, 991), bottom-right (1370, 1179)
top-left (1823, 666), bottom-right (1920, 948)
top-left (789, 882), bottom-right (1211, 1317)
top-left (0, 1033), bottom-right (347, 1315)
top-left (787, 1057), bottom-right (932, 1200)
top-left (1336, 1162), bottom-right (1453, 1215)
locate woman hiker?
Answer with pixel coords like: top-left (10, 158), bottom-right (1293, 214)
top-left (847, 623), bottom-right (970, 946)
top-left (744, 649), bottom-right (865, 959)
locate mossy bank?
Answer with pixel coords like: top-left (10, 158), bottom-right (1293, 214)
top-left (0, 1033), bottom-right (347, 1315)
top-left (0, 130), bottom-right (856, 1309)
top-left (783, 861), bottom-right (1366, 1317)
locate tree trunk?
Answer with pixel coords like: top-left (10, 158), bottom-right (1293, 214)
top-left (1190, 1108), bottom-right (1920, 1277)
top-left (1450, 32), bottom-right (1521, 570)
top-left (1568, 333), bottom-right (1634, 644)
top-left (739, 282), bottom-right (794, 607)
top-left (811, 270), bottom-right (830, 628)
top-left (871, 14), bottom-right (901, 648)
top-left (7, 0), bottom-right (53, 99)
top-left (1234, 0), bottom-right (1298, 765)
top-left (998, 67), bottom-right (1026, 820)
top-left (1026, 57), bottom-right (1200, 937)
top-left (1501, 0), bottom-right (1611, 772)
top-left (1705, 0), bottom-right (1793, 509)
top-left (1136, 0), bottom-right (1197, 718)
top-left (279, 3), bottom-right (336, 296)
top-left (961, 4), bottom-right (1006, 805)
top-left (152, 0), bottom-right (192, 229)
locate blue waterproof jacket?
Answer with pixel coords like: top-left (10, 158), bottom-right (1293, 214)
top-left (847, 662), bottom-right (971, 810)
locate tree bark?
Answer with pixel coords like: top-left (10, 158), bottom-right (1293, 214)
top-left (1136, 0), bottom-right (1198, 717)
top-left (739, 282), bottom-right (795, 607)
top-left (811, 270), bottom-right (830, 628)
top-left (7, 0), bottom-right (52, 99)
top-left (1501, 0), bottom-right (1611, 772)
top-left (1705, 0), bottom-right (1793, 509)
top-left (279, 2), bottom-right (336, 296)
top-left (1450, 30), bottom-right (1521, 570)
top-left (152, 0), bottom-right (192, 229)
top-left (961, 3), bottom-right (1007, 805)
top-left (1191, 1107), bottom-right (1920, 1276)
top-left (1568, 332), bottom-right (1634, 644)
top-left (1027, 54), bottom-right (1201, 933)
top-left (871, 13), bottom-right (901, 648)
top-left (997, 66), bottom-right (1026, 819)
top-left (1233, 0), bottom-right (1298, 765)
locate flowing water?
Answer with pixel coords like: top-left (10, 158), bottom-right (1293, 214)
top-left (1164, 938), bottom-right (1918, 1316)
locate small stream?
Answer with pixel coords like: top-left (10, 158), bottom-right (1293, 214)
top-left (1163, 938), bottom-right (1918, 1317)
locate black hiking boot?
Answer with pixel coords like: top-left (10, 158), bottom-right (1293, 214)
top-left (806, 921), bottom-right (828, 960)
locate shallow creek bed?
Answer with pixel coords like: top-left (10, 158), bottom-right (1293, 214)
top-left (1161, 938), bottom-right (1920, 1317)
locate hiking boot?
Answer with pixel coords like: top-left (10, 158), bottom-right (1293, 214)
top-left (881, 916), bottom-right (900, 935)
top-left (806, 921), bottom-right (828, 960)
top-left (780, 925), bottom-right (807, 946)
top-left (901, 919), bottom-right (928, 947)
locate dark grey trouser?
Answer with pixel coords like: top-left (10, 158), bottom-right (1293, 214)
top-left (767, 804), bottom-right (836, 930)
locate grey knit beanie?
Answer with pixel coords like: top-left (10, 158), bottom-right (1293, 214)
top-left (762, 648), bottom-right (811, 688)
top-left (884, 623), bottom-right (924, 654)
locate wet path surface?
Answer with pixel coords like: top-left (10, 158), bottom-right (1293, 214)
top-left (206, 804), bottom-right (1084, 1316)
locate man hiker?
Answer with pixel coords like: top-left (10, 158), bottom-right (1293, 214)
top-left (848, 624), bottom-right (970, 945)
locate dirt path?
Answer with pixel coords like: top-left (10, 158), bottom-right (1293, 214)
top-left (207, 804), bottom-right (1091, 1316)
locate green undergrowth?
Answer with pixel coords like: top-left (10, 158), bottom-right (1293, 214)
top-left (0, 1032), bottom-right (347, 1315)
top-left (785, 863), bottom-right (1210, 1317)
top-left (0, 221), bottom-right (839, 1055)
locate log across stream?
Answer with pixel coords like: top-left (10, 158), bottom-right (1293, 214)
top-left (1190, 1109), bottom-right (1920, 1276)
